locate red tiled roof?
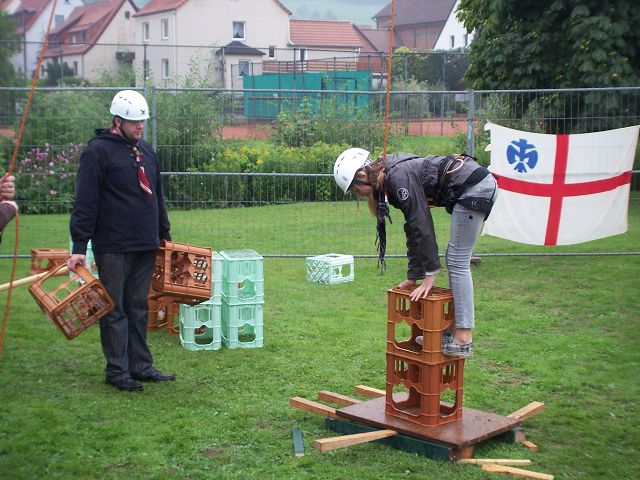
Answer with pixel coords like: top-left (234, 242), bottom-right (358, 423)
top-left (374, 0), bottom-right (456, 26)
top-left (12, 0), bottom-right (51, 33)
top-left (290, 19), bottom-right (362, 48)
top-left (354, 26), bottom-right (396, 53)
top-left (133, 0), bottom-right (187, 16)
top-left (44, 0), bottom-right (132, 57)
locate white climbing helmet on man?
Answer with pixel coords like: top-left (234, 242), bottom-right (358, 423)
top-left (110, 90), bottom-right (150, 121)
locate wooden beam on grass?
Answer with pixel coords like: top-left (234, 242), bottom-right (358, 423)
top-left (520, 440), bottom-right (539, 452)
top-left (481, 463), bottom-right (553, 479)
top-left (314, 429), bottom-right (398, 453)
top-left (318, 390), bottom-right (361, 406)
top-left (290, 396), bottom-right (337, 418)
top-left (507, 402), bottom-right (545, 420)
top-left (459, 459), bottom-right (532, 466)
top-left (354, 385), bottom-right (385, 398)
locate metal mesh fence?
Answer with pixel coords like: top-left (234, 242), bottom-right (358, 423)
top-left (0, 85), bottom-right (638, 257)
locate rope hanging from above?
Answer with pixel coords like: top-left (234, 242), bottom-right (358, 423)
top-left (376, 0), bottom-right (396, 274)
top-left (0, 0), bottom-right (61, 359)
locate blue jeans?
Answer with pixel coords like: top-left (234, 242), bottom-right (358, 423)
top-left (446, 175), bottom-right (498, 329)
top-left (94, 251), bottom-right (156, 381)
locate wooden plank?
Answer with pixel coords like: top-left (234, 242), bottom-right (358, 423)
top-left (354, 385), bottom-right (385, 398)
top-left (459, 459), bottom-right (532, 466)
top-left (325, 417), bottom-right (453, 461)
top-left (292, 428), bottom-right (304, 457)
top-left (290, 397), bottom-right (337, 419)
top-left (318, 390), bottom-right (361, 406)
top-left (314, 429), bottom-right (397, 453)
top-left (508, 402), bottom-right (545, 421)
top-left (482, 463), bottom-right (554, 479)
top-left (520, 440), bottom-right (539, 452)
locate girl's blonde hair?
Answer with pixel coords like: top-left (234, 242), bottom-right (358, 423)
top-left (348, 158), bottom-right (386, 218)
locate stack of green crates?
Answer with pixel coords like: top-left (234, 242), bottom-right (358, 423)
top-left (179, 251), bottom-right (223, 350)
top-left (220, 249), bottom-right (264, 348)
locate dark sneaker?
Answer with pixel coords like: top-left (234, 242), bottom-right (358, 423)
top-left (106, 377), bottom-right (144, 391)
top-left (131, 371), bottom-right (176, 382)
top-left (442, 340), bottom-right (473, 358)
top-left (416, 331), bottom-right (453, 347)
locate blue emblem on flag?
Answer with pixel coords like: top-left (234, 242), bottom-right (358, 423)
top-left (507, 138), bottom-right (538, 173)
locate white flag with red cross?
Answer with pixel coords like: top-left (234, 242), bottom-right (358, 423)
top-left (483, 122), bottom-right (639, 245)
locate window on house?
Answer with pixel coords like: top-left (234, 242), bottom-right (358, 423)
top-left (72, 61), bottom-right (78, 76)
top-left (162, 58), bottom-right (169, 79)
top-left (268, 46), bottom-right (276, 59)
top-left (161, 18), bottom-right (169, 39)
top-left (233, 21), bottom-right (245, 40)
top-left (55, 15), bottom-right (64, 26)
top-left (450, 35), bottom-right (455, 48)
top-left (463, 34), bottom-right (468, 46)
top-left (125, 11), bottom-right (130, 19)
top-left (238, 60), bottom-right (250, 77)
top-left (142, 22), bottom-right (149, 42)
top-left (299, 48), bottom-right (307, 62)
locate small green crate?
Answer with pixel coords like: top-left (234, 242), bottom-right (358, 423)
top-left (306, 253), bottom-right (354, 284)
top-left (221, 300), bottom-right (263, 349)
top-left (221, 249), bottom-right (264, 305)
top-left (179, 301), bottom-right (222, 351)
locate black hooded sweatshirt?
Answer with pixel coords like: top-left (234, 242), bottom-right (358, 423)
top-left (70, 128), bottom-right (171, 255)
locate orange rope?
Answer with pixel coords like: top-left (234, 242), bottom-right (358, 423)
top-left (0, 0), bottom-right (60, 358)
top-left (382, 0), bottom-right (396, 161)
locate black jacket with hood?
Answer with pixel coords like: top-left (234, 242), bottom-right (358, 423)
top-left (70, 129), bottom-right (171, 255)
top-left (384, 153), bottom-right (489, 280)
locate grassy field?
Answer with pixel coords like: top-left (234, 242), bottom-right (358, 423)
top-left (0, 204), bottom-right (638, 479)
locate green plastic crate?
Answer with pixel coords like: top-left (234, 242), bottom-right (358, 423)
top-left (220, 249), bottom-right (264, 305)
top-left (221, 300), bottom-right (263, 349)
top-left (179, 301), bottom-right (222, 351)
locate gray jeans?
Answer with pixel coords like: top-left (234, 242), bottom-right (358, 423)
top-left (94, 251), bottom-right (156, 381)
top-left (446, 175), bottom-right (498, 330)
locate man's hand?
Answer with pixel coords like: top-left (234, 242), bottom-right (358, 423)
top-left (0, 175), bottom-right (15, 201)
top-left (67, 254), bottom-right (86, 272)
top-left (408, 274), bottom-right (436, 301)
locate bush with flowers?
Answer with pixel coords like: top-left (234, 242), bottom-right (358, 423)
top-left (15, 143), bottom-right (83, 214)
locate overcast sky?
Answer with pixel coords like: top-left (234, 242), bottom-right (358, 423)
top-left (282, 0), bottom-right (388, 25)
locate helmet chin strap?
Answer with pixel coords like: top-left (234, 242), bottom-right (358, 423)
top-left (113, 118), bottom-right (138, 144)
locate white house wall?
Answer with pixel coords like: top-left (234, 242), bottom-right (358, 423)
top-left (433, 0), bottom-right (474, 50)
top-left (133, 0), bottom-right (291, 87)
top-left (73, 1), bottom-right (137, 81)
top-left (11, 0), bottom-right (84, 78)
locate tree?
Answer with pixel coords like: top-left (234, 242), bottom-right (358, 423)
top-left (0, 11), bottom-right (19, 87)
top-left (458, 0), bottom-right (640, 89)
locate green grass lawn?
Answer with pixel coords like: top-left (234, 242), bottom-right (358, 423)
top-left (0, 203), bottom-right (638, 479)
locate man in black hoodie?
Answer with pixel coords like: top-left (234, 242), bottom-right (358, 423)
top-left (68, 90), bottom-right (174, 392)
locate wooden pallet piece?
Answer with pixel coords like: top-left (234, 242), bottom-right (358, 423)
top-left (458, 459), bottom-right (532, 466)
top-left (482, 463), bottom-right (554, 479)
top-left (290, 396), bottom-right (338, 419)
top-left (508, 402), bottom-right (545, 420)
top-left (314, 429), bottom-right (397, 452)
top-left (318, 390), bottom-right (361, 406)
top-left (325, 417), bottom-right (452, 461)
top-left (520, 440), bottom-right (539, 452)
top-left (354, 385), bottom-right (385, 398)
top-left (336, 395), bottom-right (521, 458)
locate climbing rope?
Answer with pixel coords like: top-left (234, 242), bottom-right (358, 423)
top-left (382, 0), bottom-right (396, 161)
top-left (0, 0), bottom-right (60, 358)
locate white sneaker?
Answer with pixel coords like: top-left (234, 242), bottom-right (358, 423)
top-left (416, 335), bottom-right (423, 346)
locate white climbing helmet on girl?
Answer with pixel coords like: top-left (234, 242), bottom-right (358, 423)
top-left (333, 148), bottom-right (371, 192)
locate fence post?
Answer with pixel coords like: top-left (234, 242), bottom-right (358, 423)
top-left (466, 90), bottom-right (475, 157)
top-left (151, 86), bottom-right (157, 151)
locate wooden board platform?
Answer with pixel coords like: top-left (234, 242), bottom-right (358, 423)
top-left (336, 394), bottom-right (522, 450)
